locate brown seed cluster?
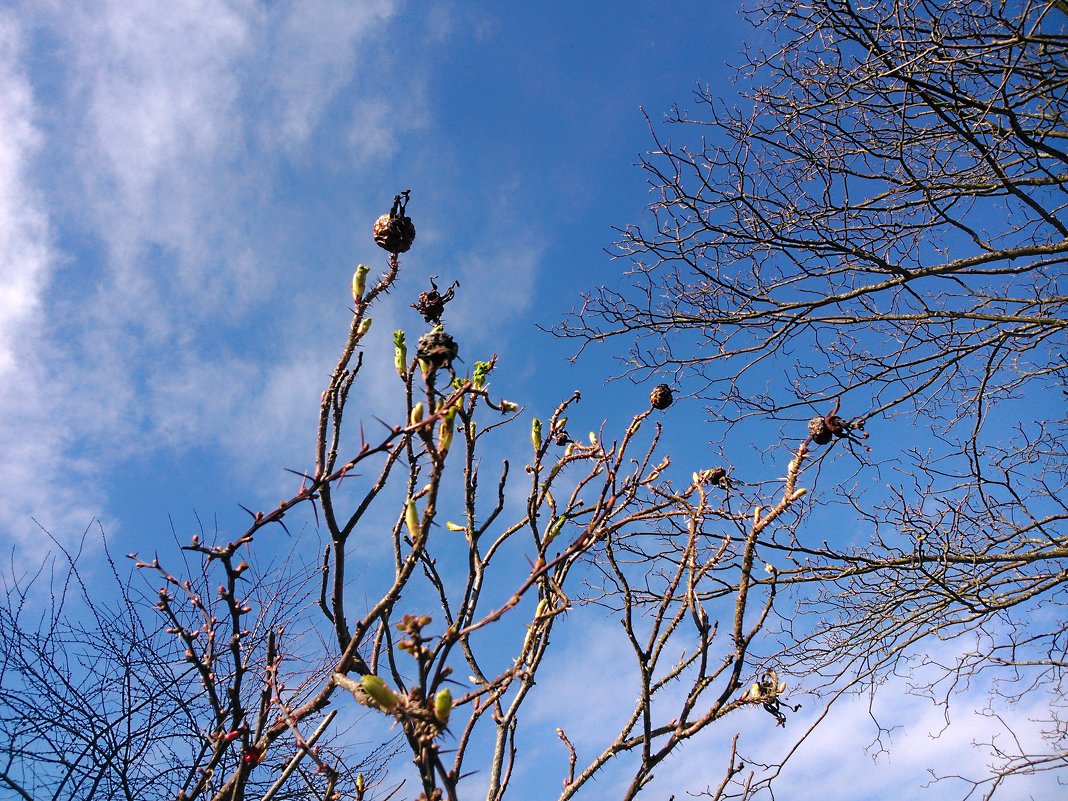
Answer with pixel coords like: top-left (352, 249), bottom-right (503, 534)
top-left (807, 416), bottom-right (833, 445)
top-left (649, 384), bottom-right (674, 410)
top-left (412, 277), bottom-right (459, 324)
top-left (373, 190), bottom-right (416, 254)
top-left (417, 326), bottom-right (459, 373)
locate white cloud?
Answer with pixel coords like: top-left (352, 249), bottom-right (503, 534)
top-left (519, 618), bottom-right (1064, 801)
top-left (0, 1), bottom-right (410, 551)
top-left (0, 12), bottom-right (48, 379)
top-left (0, 10), bottom-right (103, 547)
top-left (260, 0), bottom-right (397, 149)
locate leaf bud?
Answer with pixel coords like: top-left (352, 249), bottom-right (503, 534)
top-left (472, 360), bottom-right (493, 389)
top-left (438, 406), bottom-right (457, 453)
top-left (545, 516), bottom-right (565, 545)
top-left (434, 688), bottom-right (453, 724)
top-left (360, 674), bottom-right (399, 710)
top-left (405, 498), bottom-right (421, 540)
top-left (410, 402), bottom-right (425, 426)
top-left (352, 264), bottom-right (370, 302)
top-left (531, 418), bottom-right (543, 452)
top-left (393, 330), bottom-right (407, 378)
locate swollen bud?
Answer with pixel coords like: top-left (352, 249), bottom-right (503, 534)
top-left (352, 264), bottom-right (371, 303)
top-left (358, 317), bottom-right (372, 337)
top-left (434, 688), bottom-right (453, 724)
top-left (472, 360), bottom-right (493, 389)
top-left (360, 674), bottom-right (399, 710)
top-left (531, 418), bottom-right (543, 452)
top-left (393, 330), bottom-right (408, 378)
top-left (410, 402), bottom-right (425, 426)
top-left (405, 498), bottom-right (422, 540)
top-left (545, 516), bottom-right (565, 545)
top-left (438, 406), bottom-right (457, 453)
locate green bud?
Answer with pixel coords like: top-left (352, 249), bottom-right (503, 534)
top-left (352, 264), bottom-right (370, 302)
top-left (410, 402), bottom-right (424, 426)
top-left (393, 330), bottom-right (407, 378)
top-left (531, 418), bottom-right (543, 452)
top-left (445, 521), bottom-right (465, 532)
top-left (438, 406), bottom-right (457, 453)
top-left (473, 360), bottom-right (493, 389)
top-left (360, 674), bottom-right (399, 710)
top-left (358, 317), bottom-right (372, 337)
top-left (545, 516), bottom-right (565, 545)
top-left (405, 498), bottom-right (421, 540)
top-left (434, 688), bottom-right (452, 724)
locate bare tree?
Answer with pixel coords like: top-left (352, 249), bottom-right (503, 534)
top-left (560, 0), bottom-right (1067, 796)
top-left (0, 524), bottom-right (397, 801)
top-left (2, 193), bottom-right (823, 801)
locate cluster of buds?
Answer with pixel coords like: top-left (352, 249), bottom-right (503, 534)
top-left (334, 666), bottom-right (454, 745)
top-left (471, 359), bottom-right (494, 389)
top-left (397, 612), bottom-right (434, 661)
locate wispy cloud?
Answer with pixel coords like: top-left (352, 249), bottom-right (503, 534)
top-left (0, 0), bottom-right (408, 550)
top-left (0, 9), bottom-right (101, 546)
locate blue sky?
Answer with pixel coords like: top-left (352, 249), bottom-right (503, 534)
top-left (0, 2), bottom-right (1055, 799)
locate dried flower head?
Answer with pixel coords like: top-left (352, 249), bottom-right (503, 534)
top-left (373, 190), bottom-right (416, 254)
top-left (416, 326), bottom-right (459, 373)
top-left (807, 416), bottom-right (833, 445)
top-left (649, 384), bottom-right (674, 410)
top-left (412, 277), bottom-right (459, 324)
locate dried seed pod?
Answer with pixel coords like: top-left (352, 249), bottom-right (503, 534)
top-left (416, 326), bottom-right (459, 373)
top-left (373, 190), bottom-right (416, 254)
top-left (807, 416), bottom-right (833, 445)
top-left (412, 277), bottom-right (459, 324)
top-left (649, 384), bottom-right (673, 410)
top-left (696, 467), bottom-right (730, 488)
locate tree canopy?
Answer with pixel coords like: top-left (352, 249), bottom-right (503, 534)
top-left (561, 1), bottom-right (1067, 796)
